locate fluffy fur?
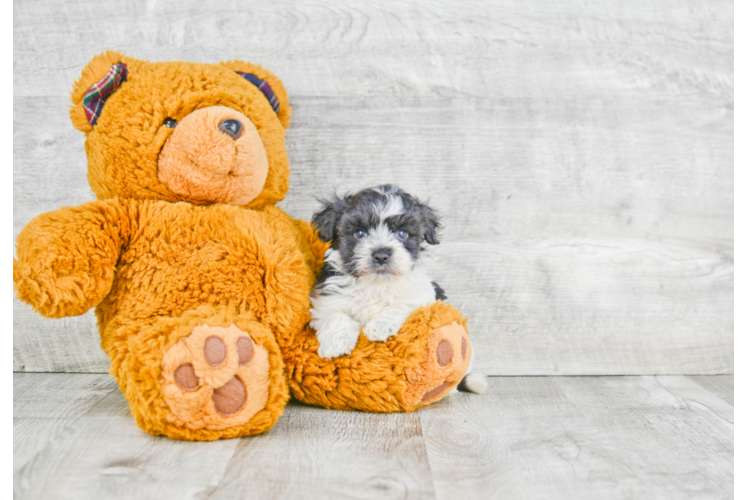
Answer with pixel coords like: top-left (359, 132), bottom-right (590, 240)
top-left (458, 372), bottom-right (489, 394)
top-left (14, 53), bottom-right (477, 441)
top-left (310, 185), bottom-right (487, 395)
top-left (310, 185), bottom-right (443, 358)
top-left (311, 251), bottom-right (439, 358)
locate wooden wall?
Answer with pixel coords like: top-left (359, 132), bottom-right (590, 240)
top-left (13, 0), bottom-right (733, 375)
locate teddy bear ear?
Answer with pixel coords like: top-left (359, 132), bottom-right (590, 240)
top-left (219, 61), bottom-right (292, 129)
top-left (69, 50), bottom-right (138, 132)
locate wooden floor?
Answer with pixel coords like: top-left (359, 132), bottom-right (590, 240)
top-left (14, 373), bottom-right (733, 500)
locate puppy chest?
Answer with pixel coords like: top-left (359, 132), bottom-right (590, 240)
top-left (352, 284), bottom-right (398, 318)
top-left (349, 277), bottom-right (435, 321)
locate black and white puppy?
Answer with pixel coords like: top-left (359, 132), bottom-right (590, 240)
top-left (310, 185), bottom-right (486, 394)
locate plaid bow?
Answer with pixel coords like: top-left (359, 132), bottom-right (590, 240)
top-left (83, 62), bottom-right (128, 125)
top-left (236, 72), bottom-right (280, 114)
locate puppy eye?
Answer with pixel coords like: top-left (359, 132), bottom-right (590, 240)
top-left (163, 118), bottom-right (178, 128)
top-left (355, 230), bottom-right (367, 239)
top-left (396, 230), bottom-right (408, 239)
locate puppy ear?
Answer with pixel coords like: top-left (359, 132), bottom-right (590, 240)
top-left (418, 202), bottom-right (442, 245)
top-left (312, 195), bottom-right (351, 242)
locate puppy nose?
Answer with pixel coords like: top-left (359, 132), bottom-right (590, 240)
top-left (372, 249), bottom-right (392, 264)
top-left (218, 119), bottom-right (243, 140)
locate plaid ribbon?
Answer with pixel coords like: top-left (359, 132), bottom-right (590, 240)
top-left (83, 62), bottom-right (128, 125)
top-left (236, 72), bottom-right (280, 114)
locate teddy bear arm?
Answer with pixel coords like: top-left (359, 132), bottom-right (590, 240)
top-left (13, 199), bottom-right (137, 318)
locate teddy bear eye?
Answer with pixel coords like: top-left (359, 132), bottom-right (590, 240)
top-left (163, 118), bottom-right (178, 128)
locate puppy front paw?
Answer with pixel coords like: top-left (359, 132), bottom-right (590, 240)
top-left (316, 330), bottom-right (360, 359)
top-left (363, 316), bottom-right (402, 342)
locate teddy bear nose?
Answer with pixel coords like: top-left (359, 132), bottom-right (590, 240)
top-left (218, 119), bottom-right (243, 140)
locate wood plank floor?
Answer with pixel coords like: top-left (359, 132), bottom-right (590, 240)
top-left (13, 373), bottom-right (733, 500)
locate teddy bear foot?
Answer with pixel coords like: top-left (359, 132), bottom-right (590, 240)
top-left (161, 323), bottom-right (272, 425)
top-left (116, 307), bottom-right (289, 440)
top-left (402, 321), bottom-right (472, 408)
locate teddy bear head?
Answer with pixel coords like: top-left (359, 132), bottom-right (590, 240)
top-left (69, 50), bottom-right (291, 209)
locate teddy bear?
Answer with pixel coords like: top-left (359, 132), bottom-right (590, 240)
top-left (13, 51), bottom-right (473, 440)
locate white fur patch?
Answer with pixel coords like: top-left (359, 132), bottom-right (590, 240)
top-left (459, 374), bottom-right (488, 394)
top-left (375, 194), bottom-right (404, 221)
top-left (310, 249), bottom-right (437, 358)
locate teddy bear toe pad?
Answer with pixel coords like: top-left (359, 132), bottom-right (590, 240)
top-left (404, 321), bottom-right (472, 406)
top-left (161, 324), bottom-right (270, 428)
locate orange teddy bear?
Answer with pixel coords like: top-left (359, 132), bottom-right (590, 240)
top-left (13, 51), bottom-right (473, 440)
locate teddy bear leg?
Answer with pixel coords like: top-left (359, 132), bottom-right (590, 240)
top-left (284, 301), bottom-right (472, 412)
top-left (112, 306), bottom-right (289, 440)
top-left (400, 319), bottom-right (473, 408)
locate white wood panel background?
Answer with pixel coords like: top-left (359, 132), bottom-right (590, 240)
top-left (12, 0), bottom-right (733, 375)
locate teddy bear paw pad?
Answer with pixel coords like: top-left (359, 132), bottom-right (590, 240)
top-left (160, 324), bottom-right (270, 430)
top-left (403, 321), bottom-right (472, 407)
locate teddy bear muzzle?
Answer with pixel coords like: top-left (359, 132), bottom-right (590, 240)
top-left (157, 105), bottom-right (269, 205)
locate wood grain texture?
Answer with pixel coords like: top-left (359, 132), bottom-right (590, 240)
top-left (420, 376), bottom-right (733, 499)
top-left (209, 402), bottom-right (436, 499)
top-left (13, 0), bottom-right (733, 101)
top-left (13, 373), bottom-right (117, 474)
top-left (13, 0), bottom-right (733, 375)
top-left (14, 383), bottom-right (241, 500)
top-left (14, 373), bottom-right (734, 500)
top-left (688, 375), bottom-right (734, 406)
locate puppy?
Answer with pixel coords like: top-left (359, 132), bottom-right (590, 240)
top-left (310, 184), bottom-right (486, 394)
